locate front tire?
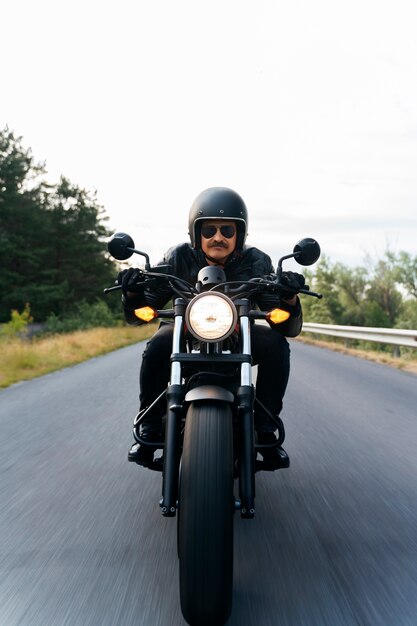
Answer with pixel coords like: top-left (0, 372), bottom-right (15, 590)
top-left (178, 400), bottom-right (234, 626)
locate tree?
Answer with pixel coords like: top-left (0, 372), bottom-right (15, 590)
top-left (302, 249), bottom-right (413, 332)
top-left (302, 256), bottom-right (343, 324)
top-left (333, 263), bottom-right (368, 326)
top-left (0, 128), bottom-right (50, 321)
top-left (365, 252), bottom-right (403, 327)
top-left (395, 299), bottom-right (417, 331)
top-left (41, 176), bottom-right (118, 317)
top-left (0, 127), bottom-right (118, 321)
top-left (390, 251), bottom-right (417, 299)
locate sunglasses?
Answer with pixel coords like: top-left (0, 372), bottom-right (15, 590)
top-left (201, 225), bottom-right (236, 239)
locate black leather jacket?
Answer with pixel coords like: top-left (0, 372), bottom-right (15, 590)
top-left (122, 243), bottom-right (303, 337)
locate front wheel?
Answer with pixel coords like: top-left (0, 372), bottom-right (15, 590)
top-left (178, 400), bottom-right (234, 626)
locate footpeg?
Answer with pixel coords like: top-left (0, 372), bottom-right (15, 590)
top-left (255, 452), bottom-right (290, 472)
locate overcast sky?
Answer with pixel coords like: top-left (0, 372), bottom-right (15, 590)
top-left (2, 0), bottom-right (417, 270)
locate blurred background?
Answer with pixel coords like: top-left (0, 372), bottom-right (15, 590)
top-left (2, 0), bottom-right (417, 268)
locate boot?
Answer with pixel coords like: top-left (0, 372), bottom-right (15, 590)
top-left (128, 428), bottom-right (162, 467)
top-left (256, 431), bottom-right (289, 469)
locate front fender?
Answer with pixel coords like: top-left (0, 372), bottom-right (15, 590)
top-left (184, 385), bottom-right (234, 404)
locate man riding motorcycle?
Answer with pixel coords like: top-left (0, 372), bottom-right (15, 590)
top-left (118, 187), bottom-right (305, 468)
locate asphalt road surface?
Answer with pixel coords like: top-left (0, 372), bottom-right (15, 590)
top-left (1, 340), bottom-right (416, 626)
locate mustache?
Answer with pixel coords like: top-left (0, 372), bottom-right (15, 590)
top-left (208, 241), bottom-right (228, 248)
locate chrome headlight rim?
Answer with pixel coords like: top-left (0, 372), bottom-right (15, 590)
top-left (185, 292), bottom-right (237, 343)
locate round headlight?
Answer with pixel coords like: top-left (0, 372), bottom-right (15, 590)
top-left (185, 292), bottom-right (237, 342)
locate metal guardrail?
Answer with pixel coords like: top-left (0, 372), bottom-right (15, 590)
top-left (302, 323), bottom-right (417, 348)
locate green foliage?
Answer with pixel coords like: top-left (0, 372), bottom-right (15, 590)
top-left (302, 249), bottom-right (416, 335)
top-left (389, 251), bottom-right (417, 299)
top-left (333, 263), bottom-right (368, 326)
top-left (365, 254), bottom-right (403, 325)
top-left (0, 127), bottom-right (119, 322)
top-left (302, 255), bottom-right (343, 324)
top-left (44, 300), bottom-right (122, 334)
top-left (0, 303), bottom-right (33, 337)
top-left (395, 299), bottom-right (417, 330)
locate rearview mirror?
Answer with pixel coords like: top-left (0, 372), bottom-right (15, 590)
top-left (293, 238), bottom-right (321, 266)
top-left (108, 232), bottom-right (135, 260)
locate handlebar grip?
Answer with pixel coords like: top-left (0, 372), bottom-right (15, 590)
top-left (299, 288), bottom-right (322, 298)
top-left (103, 285), bottom-right (122, 294)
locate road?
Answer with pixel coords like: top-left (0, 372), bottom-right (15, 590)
top-left (1, 340), bottom-right (416, 625)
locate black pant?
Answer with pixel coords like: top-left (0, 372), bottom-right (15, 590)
top-left (139, 323), bottom-right (290, 433)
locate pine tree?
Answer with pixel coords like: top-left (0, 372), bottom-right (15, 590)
top-left (0, 127), bottom-right (118, 321)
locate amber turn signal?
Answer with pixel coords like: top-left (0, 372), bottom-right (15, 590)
top-left (134, 306), bottom-right (158, 322)
top-left (266, 308), bottom-right (290, 325)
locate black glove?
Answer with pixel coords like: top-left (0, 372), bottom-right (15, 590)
top-left (117, 268), bottom-right (145, 297)
top-left (279, 271), bottom-right (305, 294)
top-left (257, 292), bottom-right (280, 312)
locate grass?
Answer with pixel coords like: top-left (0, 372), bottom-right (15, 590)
top-left (297, 334), bottom-right (417, 375)
top-left (2, 324), bottom-right (415, 390)
top-left (0, 324), bottom-right (157, 389)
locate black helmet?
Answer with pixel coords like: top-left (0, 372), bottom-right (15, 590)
top-left (188, 187), bottom-right (248, 250)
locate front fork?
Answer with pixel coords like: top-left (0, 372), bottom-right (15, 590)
top-left (160, 310), bottom-right (184, 517)
top-left (160, 303), bottom-right (257, 519)
top-left (237, 315), bottom-right (255, 519)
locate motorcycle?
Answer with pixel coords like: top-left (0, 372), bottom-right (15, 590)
top-left (105, 233), bottom-right (321, 625)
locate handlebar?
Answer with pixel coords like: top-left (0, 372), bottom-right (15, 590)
top-left (104, 273), bottom-right (322, 299)
top-left (298, 288), bottom-right (322, 298)
top-left (103, 284), bottom-right (122, 294)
